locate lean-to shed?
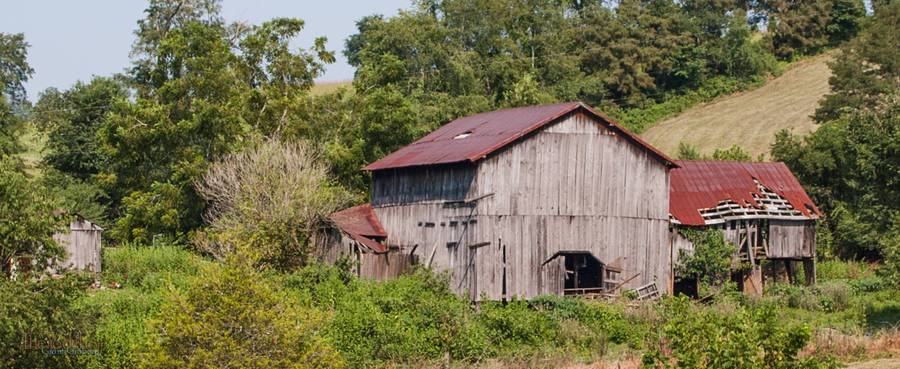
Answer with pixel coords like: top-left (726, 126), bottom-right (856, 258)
top-left (322, 102), bottom-right (678, 300)
top-left (669, 160), bottom-right (821, 293)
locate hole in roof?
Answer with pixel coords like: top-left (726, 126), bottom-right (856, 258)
top-left (454, 131), bottom-right (473, 139)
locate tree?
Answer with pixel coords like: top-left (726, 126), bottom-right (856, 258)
top-left (195, 137), bottom-right (351, 270)
top-left (0, 33), bottom-right (33, 104)
top-left (34, 77), bottom-right (127, 179)
top-left (0, 33), bottom-right (34, 157)
top-left (101, 1), bottom-right (334, 243)
top-left (814, 1), bottom-right (899, 123)
top-left (141, 255), bottom-right (342, 369)
top-left (772, 2), bottom-right (900, 259)
top-left (676, 142), bottom-right (701, 160)
top-left (0, 159), bottom-right (66, 276)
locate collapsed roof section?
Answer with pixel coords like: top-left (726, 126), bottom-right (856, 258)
top-left (669, 160), bottom-right (821, 226)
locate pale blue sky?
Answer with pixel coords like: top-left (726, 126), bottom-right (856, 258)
top-left (0, 0), bottom-right (411, 101)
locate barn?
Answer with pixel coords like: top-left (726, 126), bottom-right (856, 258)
top-left (321, 101), bottom-right (678, 300)
top-left (669, 160), bottom-right (821, 294)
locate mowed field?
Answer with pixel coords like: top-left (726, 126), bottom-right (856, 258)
top-left (640, 53), bottom-right (833, 159)
top-left (310, 80), bottom-right (351, 95)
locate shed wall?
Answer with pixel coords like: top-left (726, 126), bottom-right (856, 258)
top-left (768, 220), bottom-right (815, 258)
top-left (53, 219), bottom-right (102, 273)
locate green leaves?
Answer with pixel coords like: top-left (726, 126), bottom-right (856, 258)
top-left (676, 228), bottom-right (736, 286)
top-left (0, 158), bottom-right (66, 276)
top-left (642, 297), bottom-right (836, 369)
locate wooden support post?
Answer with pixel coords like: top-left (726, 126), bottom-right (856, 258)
top-left (784, 260), bottom-right (796, 284)
top-left (803, 258), bottom-right (816, 286)
top-left (743, 267), bottom-right (763, 296)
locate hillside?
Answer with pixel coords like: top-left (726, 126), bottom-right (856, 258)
top-left (310, 80), bottom-right (352, 95)
top-left (640, 53), bottom-right (833, 159)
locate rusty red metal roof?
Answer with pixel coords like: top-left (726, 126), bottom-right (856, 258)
top-left (329, 204), bottom-right (388, 253)
top-left (364, 102), bottom-right (677, 171)
top-left (670, 160), bottom-right (821, 226)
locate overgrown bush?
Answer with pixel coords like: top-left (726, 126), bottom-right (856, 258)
top-left (324, 268), bottom-right (488, 367)
top-left (0, 273), bottom-right (95, 369)
top-left (78, 288), bottom-right (163, 369)
top-left (141, 254), bottom-right (342, 369)
top-left (642, 297), bottom-right (837, 369)
top-left (195, 137), bottom-right (352, 270)
top-left (676, 228), bottom-right (736, 286)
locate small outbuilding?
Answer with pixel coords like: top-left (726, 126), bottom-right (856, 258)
top-left (669, 160), bottom-right (821, 294)
top-left (53, 216), bottom-right (104, 273)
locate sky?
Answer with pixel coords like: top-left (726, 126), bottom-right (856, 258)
top-left (0, 0), bottom-right (411, 101)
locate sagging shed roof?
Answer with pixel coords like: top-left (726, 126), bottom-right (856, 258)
top-left (670, 160), bottom-right (821, 226)
top-left (329, 204), bottom-right (388, 253)
top-left (364, 102), bottom-right (677, 171)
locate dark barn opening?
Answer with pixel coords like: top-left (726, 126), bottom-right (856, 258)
top-left (544, 251), bottom-right (614, 296)
top-left (564, 253), bottom-right (602, 292)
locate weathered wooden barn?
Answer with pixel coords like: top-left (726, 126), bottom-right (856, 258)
top-left (320, 103), bottom-right (822, 300)
top-left (53, 216), bottom-right (104, 273)
top-left (322, 102), bottom-right (678, 300)
top-left (669, 161), bottom-right (821, 294)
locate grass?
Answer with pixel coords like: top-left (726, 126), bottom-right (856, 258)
top-left (310, 80), bottom-right (352, 96)
top-left (640, 52), bottom-right (833, 159)
top-left (18, 121), bottom-right (45, 177)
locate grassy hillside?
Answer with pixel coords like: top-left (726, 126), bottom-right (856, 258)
top-left (640, 53), bottom-right (833, 159)
top-left (18, 122), bottom-right (45, 177)
top-left (310, 80), bottom-right (352, 95)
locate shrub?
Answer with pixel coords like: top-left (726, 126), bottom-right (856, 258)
top-left (141, 256), bottom-right (341, 369)
top-left (864, 293), bottom-right (900, 330)
top-left (642, 297), bottom-right (837, 369)
top-left (0, 273), bottom-right (94, 369)
top-left (816, 259), bottom-right (876, 281)
top-left (325, 268), bottom-right (488, 367)
top-left (531, 295), bottom-right (643, 346)
top-left (676, 228), bottom-right (736, 286)
top-left (477, 299), bottom-right (560, 353)
top-left (194, 137), bottom-right (352, 270)
top-left (849, 276), bottom-right (886, 293)
top-left (77, 288), bottom-right (163, 369)
top-left (816, 281), bottom-right (852, 313)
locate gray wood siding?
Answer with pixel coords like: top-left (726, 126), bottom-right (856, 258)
top-left (464, 113), bottom-right (671, 299)
top-left (473, 113), bottom-right (669, 220)
top-left (53, 219), bottom-right (102, 273)
top-left (370, 112), bottom-right (672, 300)
top-left (315, 230), bottom-right (416, 280)
top-left (371, 165), bottom-right (476, 206)
top-left (768, 220), bottom-right (815, 258)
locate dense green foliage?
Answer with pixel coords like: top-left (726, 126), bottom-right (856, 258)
top-left (0, 32), bottom-right (33, 156)
top-left (0, 159), bottom-right (66, 276)
top-left (772, 3), bottom-right (900, 267)
top-left (677, 142), bottom-right (757, 161)
top-left (62, 246), bottom-right (900, 369)
top-left (642, 297), bottom-right (836, 369)
top-left (141, 255), bottom-right (342, 369)
top-left (0, 273), bottom-right (94, 369)
top-left (675, 228), bottom-right (738, 285)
